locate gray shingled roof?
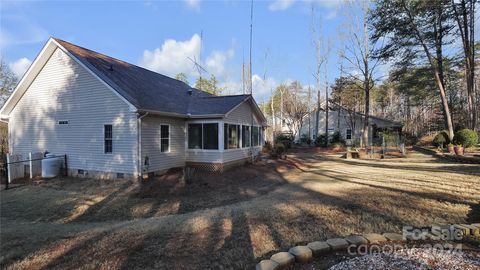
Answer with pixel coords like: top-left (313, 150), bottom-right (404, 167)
top-left (54, 38), bottom-right (251, 117)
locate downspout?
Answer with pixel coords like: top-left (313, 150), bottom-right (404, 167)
top-left (137, 112), bottom-right (148, 180)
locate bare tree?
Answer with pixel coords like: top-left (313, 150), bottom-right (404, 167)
top-left (0, 59), bottom-right (18, 107)
top-left (310, 4), bottom-right (329, 140)
top-left (340, 0), bottom-right (382, 148)
top-left (282, 82), bottom-right (310, 139)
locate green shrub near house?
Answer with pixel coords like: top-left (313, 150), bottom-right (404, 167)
top-left (329, 131), bottom-right (345, 145)
top-left (275, 134), bottom-right (294, 149)
top-left (299, 134), bottom-right (312, 145)
top-left (454, 129), bottom-right (478, 148)
top-left (315, 133), bottom-right (328, 147)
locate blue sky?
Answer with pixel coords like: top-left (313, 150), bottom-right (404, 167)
top-left (1, 0), bottom-right (350, 102)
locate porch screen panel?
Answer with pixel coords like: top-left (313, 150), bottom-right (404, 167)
top-left (188, 124), bottom-right (202, 149)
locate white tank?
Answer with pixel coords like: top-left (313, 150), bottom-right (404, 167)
top-left (42, 154), bottom-right (61, 178)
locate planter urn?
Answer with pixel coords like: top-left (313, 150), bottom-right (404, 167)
top-left (447, 144), bottom-right (455, 154)
top-left (454, 145), bottom-right (464, 156)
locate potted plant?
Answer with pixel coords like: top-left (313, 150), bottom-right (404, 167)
top-left (447, 143), bottom-right (455, 154)
top-left (454, 144), bottom-right (464, 156)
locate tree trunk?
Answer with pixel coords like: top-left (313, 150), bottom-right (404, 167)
top-left (315, 90), bottom-right (320, 139)
top-left (402, 1), bottom-right (455, 141)
top-left (325, 84), bottom-right (329, 146)
top-left (362, 2), bottom-right (370, 149)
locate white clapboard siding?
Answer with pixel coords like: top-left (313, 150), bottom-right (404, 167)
top-left (224, 101), bottom-right (262, 126)
top-left (9, 48), bottom-right (137, 174)
top-left (185, 150), bottom-right (223, 163)
top-left (222, 147), bottom-right (261, 163)
top-left (141, 115), bottom-right (186, 172)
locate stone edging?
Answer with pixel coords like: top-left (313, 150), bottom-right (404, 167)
top-left (256, 223), bottom-right (480, 270)
top-left (413, 145), bottom-right (480, 164)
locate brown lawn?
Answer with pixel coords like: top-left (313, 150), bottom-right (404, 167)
top-left (1, 151), bottom-right (479, 270)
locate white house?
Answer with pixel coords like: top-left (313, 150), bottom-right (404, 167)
top-left (0, 38), bottom-right (267, 179)
top-left (299, 105), bottom-right (403, 146)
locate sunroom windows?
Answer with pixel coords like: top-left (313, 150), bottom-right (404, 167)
top-left (188, 123), bottom-right (219, 150)
top-left (188, 122), bottom-right (262, 151)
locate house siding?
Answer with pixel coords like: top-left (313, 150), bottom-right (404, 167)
top-left (224, 101), bottom-right (262, 126)
top-left (9, 47), bottom-right (137, 175)
top-left (141, 115), bottom-right (185, 173)
top-left (222, 101), bottom-right (263, 163)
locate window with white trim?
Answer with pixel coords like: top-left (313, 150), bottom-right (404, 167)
top-left (224, 124), bottom-right (240, 149)
top-left (188, 123), bottom-right (218, 150)
top-left (242, 125), bottom-right (250, 147)
top-left (104, 124), bottom-right (113, 153)
top-left (251, 126), bottom-right (260, 146)
top-left (160, 125), bottom-right (169, 152)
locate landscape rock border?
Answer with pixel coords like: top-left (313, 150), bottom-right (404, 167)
top-left (256, 223), bottom-right (480, 270)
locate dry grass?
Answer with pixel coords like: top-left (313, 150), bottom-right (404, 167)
top-left (1, 152), bottom-right (479, 270)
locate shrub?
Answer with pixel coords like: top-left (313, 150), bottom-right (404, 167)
top-left (299, 134), bottom-right (312, 145)
top-left (432, 131), bottom-right (450, 147)
top-left (315, 133), bottom-right (328, 147)
top-left (454, 129), bottom-right (478, 148)
top-left (403, 132), bottom-right (418, 146)
top-left (270, 143), bottom-right (286, 159)
top-left (329, 131), bottom-right (345, 144)
top-left (275, 134), bottom-right (294, 149)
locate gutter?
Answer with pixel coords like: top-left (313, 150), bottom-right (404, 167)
top-left (138, 109), bottom-right (224, 119)
top-left (0, 115), bottom-right (8, 123)
top-left (137, 111), bottom-right (149, 180)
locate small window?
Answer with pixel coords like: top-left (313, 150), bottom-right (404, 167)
top-left (104, 125), bottom-right (113, 153)
top-left (58, 120), bottom-right (69, 125)
top-left (346, 129), bottom-right (352, 140)
top-left (160, 125), bottom-right (169, 152)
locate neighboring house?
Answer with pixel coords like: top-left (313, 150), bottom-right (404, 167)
top-left (0, 38), bottom-right (267, 179)
top-left (299, 105), bottom-right (403, 145)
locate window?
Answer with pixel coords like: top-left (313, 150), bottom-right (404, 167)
top-left (346, 129), bottom-right (352, 140)
top-left (252, 126), bottom-right (260, 146)
top-left (188, 123), bottom-right (219, 150)
top-left (224, 124), bottom-right (240, 149)
top-left (188, 124), bottom-right (202, 149)
top-left (203, 123), bottom-right (218, 149)
top-left (242, 125), bottom-right (250, 147)
top-left (160, 125), bottom-right (169, 152)
top-left (58, 120), bottom-right (69, 125)
top-left (104, 125), bottom-right (113, 153)
top-left (228, 125), bottom-right (239, 149)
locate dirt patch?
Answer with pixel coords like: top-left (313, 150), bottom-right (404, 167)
top-left (135, 160), bottom-right (289, 213)
top-left (2, 159), bottom-right (292, 223)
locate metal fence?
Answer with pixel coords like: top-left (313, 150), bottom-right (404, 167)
top-left (3, 153), bottom-right (68, 190)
